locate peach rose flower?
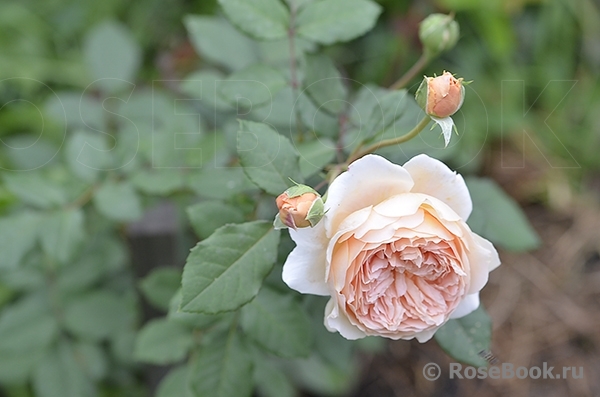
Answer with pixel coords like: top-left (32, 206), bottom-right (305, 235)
top-left (282, 154), bottom-right (500, 342)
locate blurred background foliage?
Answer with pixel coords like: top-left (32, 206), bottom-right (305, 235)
top-left (0, 0), bottom-right (598, 396)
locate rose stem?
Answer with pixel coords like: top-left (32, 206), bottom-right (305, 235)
top-left (389, 53), bottom-right (430, 91)
top-left (347, 115), bottom-right (431, 163)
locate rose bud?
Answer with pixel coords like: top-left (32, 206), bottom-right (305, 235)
top-left (274, 185), bottom-right (324, 230)
top-left (419, 13), bottom-right (459, 57)
top-left (415, 71), bottom-right (465, 119)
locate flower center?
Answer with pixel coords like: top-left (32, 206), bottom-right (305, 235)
top-left (344, 237), bottom-right (466, 334)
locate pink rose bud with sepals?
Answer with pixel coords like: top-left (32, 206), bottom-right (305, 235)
top-left (415, 71), bottom-right (465, 119)
top-left (275, 185), bottom-right (324, 230)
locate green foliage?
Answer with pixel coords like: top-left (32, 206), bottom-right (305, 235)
top-left (0, 212), bottom-right (40, 269)
top-left (187, 201), bottom-right (246, 240)
top-left (295, 0), bottom-right (382, 45)
top-left (218, 0), bottom-right (290, 41)
top-left (434, 305), bottom-right (492, 367)
top-left (0, 0), bottom-right (571, 395)
top-left (139, 267), bottom-right (182, 311)
top-left (3, 173), bottom-right (66, 209)
top-left (189, 331), bottom-right (254, 397)
top-left (63, 290), bottom-right (133, 341)
top-left (220, 64), bottom-right (287, 107)
top-left (303, 54), bottom-right (348, 115)
top-left (237, 120), bottom-right (303, 195)
top-left (180, 221), bottom-right (280, 313)
top-left (156, 366), bottom-right (194, 397)
top-left (32, 341), bottom-right (96, 397)
top-left (466, 177), bottom-right (541, 252)
top-left (134, 319), bottom-right (193, 365)
top-left (240, 287), bottom-right (312, 358)
top-left (83, 20), bottom-right (141, 93)
top-left (93, 181), bottom-right (142, 222)
top-left (39, 209), bottom-right (85, 266)
top-left (184, 16), bottom-right (258, 70)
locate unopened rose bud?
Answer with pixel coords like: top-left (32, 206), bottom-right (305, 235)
top-left (419, 13), bottom-right (459, 57)
top-left (274, 185), bottom-right (324, 230)
top-left (415, 71), bottom-right (465, 119)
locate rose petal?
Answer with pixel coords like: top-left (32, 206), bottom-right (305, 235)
top-left (414, 328), bottom-right (439, 343)
top-left (283, 221), bottom-right (329, 296)
top-left (324, 297), bottom-right (366, 340)
top-left (403, 154), bottom-right (472, 220)
top-left (465, 233), bottom-right (501, 294)
top-left (450, 292), bottom-right (480, 319)
top-left (325, 155), bottom-right (414, 237)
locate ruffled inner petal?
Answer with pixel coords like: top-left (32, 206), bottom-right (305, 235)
top-left (333, 206), bottom-right (471, 339)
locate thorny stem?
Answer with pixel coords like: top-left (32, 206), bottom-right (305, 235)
top-left (389, 53), bottom-right (430, 91)
top-left (347, 116), bottom-right (431, 164)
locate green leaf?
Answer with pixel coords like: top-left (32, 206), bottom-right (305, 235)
top-left (181, 70), bottom-right (232, 113)
top-left (252, 354), bottom-right (295, 397)
top-left (290, 354), bottom-right (358, 396)
top-left (32, 341), bottom-right (96, 397)
top-left (3, 172), bottom-right (66, 209)
top-left (56, 236), bottom-right (127, 293)
top-left (2, 135), bottom-right (60, 172)
top-left (93, 181), bottom-right (142, 222)
top-left (134, 319), bottom-right (193, 365)
top-left (363, 89), bottom-right (410, 138)
top-left (181, 221), bottom-right (280, 314)
top-left (296, 92), bottom-right (339, 137)
top-left (45, 92), bottom-right (106, 132)
top-left (0, 294), bottom-right (59, 353)
top-left (297, 139), bottom-right (336, 178)
top-left (131, 169), bottom-right (185, 196)
top-left (0, 348), bottom-right (45, 384)
top-left (184, 16), bottom-right (258, 70)
top-left (218, 0), bottom-right (290, 40)
top-left (237, 120), bottom-right (303, 195)
top-left (0, 211), bottom-right (41, 269)
top-left (304, 54), bottom-right (348, 114)
top-left (139, 267), bottom-right (182, 311)
top-left (241, 287), bottom-right (312, 358)
top-left (296, 0), bottom-right (382, 45)
top-left (73, 342), bottom-right (108, 381)
top-left (434, 305), bottom-right (492, 367)
top-left (83, 20), bottom-right (141, 93)
top-left (168, 289), bottom-right (228, 329)
top-left (220, 64), bottom-right (287, 108)
top-left (63, 291), bottom-right (133, 340)
top-left (39, 209), bottom-right (85, 266)
top-left (157, 366), bottom-right (194, 397)
top-left (188, 168), bottom-right (258, 200)
top-left (65, 130), bottom-right (112, 182)
top-left (190, 331), bottom-right (253, 397)
top-left (465, 177), bottom-right (541, 252)
top-left (187, 201), bottom-right (245, 240)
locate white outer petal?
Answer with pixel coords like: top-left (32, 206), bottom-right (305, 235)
top-left (324, 154), bottom-right (414, 237)
top-left (414, 328), bottom-right (439, 343)
top-left (282, 221), bottom-right (329, 296)
top-left (450, 293), bottom-right (480, 319)
top-left (324, 297), bottom-right (366, 340)
top-left (403, 154), bottom-right (473, 220)
top-left (465, 232), bottom-right (501, 294)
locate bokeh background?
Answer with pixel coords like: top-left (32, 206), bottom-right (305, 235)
top-left (0, 0), bottom-right (599, 396)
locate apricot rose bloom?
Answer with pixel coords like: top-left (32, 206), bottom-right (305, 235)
top-left (282, 154), bottom-right (500, 342)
